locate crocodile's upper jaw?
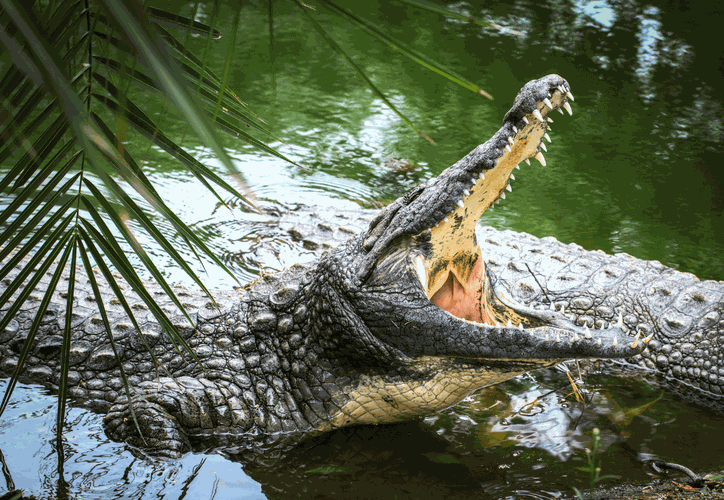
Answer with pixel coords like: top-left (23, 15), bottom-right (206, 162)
top-left (418, 83), bottom-right (572, 328)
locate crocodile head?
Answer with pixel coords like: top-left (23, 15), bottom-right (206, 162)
top-left (323, 75), bottom-right (649, 428)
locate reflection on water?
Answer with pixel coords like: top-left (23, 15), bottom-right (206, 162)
top-left (3, 365), bottom-right (724, 499)
top-left (1, 0), bottom-right (724, 498)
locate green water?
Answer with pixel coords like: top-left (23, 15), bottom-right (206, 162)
top-left (128, 0), bottom-right (724, 286)
top-left (1, 0), bottom-right (724, 498)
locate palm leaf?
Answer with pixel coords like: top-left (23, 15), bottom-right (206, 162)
top-left (294, 0), bottom-right (436, 145)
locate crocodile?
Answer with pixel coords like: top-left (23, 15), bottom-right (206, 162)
top-left (0, 75), bottom-right (648, 458)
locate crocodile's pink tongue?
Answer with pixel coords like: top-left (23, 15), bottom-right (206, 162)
top-left (429, 255), bottom-right (493, 324)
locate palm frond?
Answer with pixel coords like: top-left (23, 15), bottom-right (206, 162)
top-left (0, 0), bottom-right (291, 429)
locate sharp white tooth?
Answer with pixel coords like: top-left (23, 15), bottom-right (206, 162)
top-left (464, 189), bottom-right (470, 196)
top-left (584, 326), bottom-right (591, 339)
top-left (547, 116), bottom-right (553, 123)
top-left (617, 312), bottom-right (624, 327)
top-left (510, 173), bottom-right (515, 180)
top-left (630, 332), bottom-right (641, 349)
top-left (496, 322), bottom-right (500, 328)
top-left (566, 91), bottom-right (575, 101)
top-left (570, 335), bottom-right (576, 343)
top-left (457, 200), bottom-right (465, 209)
top-left (505, 183), bottom-right (512, 192)
top-left (505, 145), bottom-right (512, 152)
top-left (479, 172), bottom-right (485, 179)
top-left (558, 108), bottom-right (564, 115)
top-left (513, 126), bottom-right (518, 133)
top-left (540, 142), bottom-right (547, 152)
top-left (545, 334), bottom-right (549, 341)
top-left (434, 223), bottom-right (439, 228)
top-left (524, 158), bottom-right (530, 165)
top-left (544, 133), bottom-right (551, 142)
top-left (558, 85), bottom-right (566, 94)
top-left (500, 192), bottom-right (506, 199)
top-left (444, 216), bottom-right (449, 222)
top-left (515, 164), bottom-right (520, 170)
top-left (508, 136), bottom-right (515, 145)
top-left (556, 334), bottom-right (561, 343)
top-left (613, 337), bottom-right (618, 347)
top-left (550, 302), bottom-right (556, 310)
top-left (523, 116), bottom-right (529, 124)
top-left (414, 255), bottom-right (428, 290)
top-left (563, 102), bottom-right (573, 115)
top-left (471, 178), bottom-right (477, 185)
top-left (495, 198), bottom-right (500, 204)
top-left (643, 332), bottom-right (654, 344)
top-left (543, 97), bottom-right (553, 109)
top-left (518, 323), bottom-right (523, 330)
top-left (535, 152), bottom-right (546, 166)
top-left (597, 338), bottom-right (602, 346)
top-left (533, 109), bottom-right (544, 122)
top-left (507, 320), bottom-right (512, 327)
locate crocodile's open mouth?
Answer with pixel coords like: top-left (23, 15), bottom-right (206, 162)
top-left (410, 82), bottom-right (585, 333)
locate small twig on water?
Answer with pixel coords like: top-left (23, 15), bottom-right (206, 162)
top-left (525, 263), bottom-right (553, 305)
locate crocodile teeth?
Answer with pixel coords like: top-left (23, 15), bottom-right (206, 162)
top-left (584, 326), bottom-right (592, 339)
top-left (505, 144), bottom-right (512, 152)
top-left (535, 152), bottom-right (546, 166)
top-left (570, 336), bottom-right (576, 343)
top-left (533, 109), bottom-right (544, 122)
top-left (510, 173), bottom-right (515, 180)
top-left (631, 331), bottom-right (641, 349)
top-left (558, 108), bottom-right (564, 115)
top-left (547, 116), bottom-right (553, 123)
top-left (550, 302), bottom-right (556, 310)
top-left (543, 97), bottom-right (553, 109)
top-left (479, 172), bottom-right (485, 180)
top-left (505, 183), bottom-right (512, 192)
top-left (566, 91), bottom-right (575, 101)
top-left (524, 158), bottom-right (531, 165)
top-left (434, 223), bottom-right (438, 227)
top-left (464, 189), bottom-right (470, 196)
top-left (496, 322), bottom-right (500, 328)
top-left (613, 337), bottom-right (618, 347)
top-left (456, 200), bottom-right (465, 209)
top-left (444, 216), bottom-right (449, 222)
top-left (513, 126), bottom-right (518, 133)
top-left (563, 102), bottom-right (573, 115)
top-left (515, 164), bottom-right (520, 170)
top-left (507, 319), bottom-right (513, 327)
top-left (523, 116), bottom-right (529, 124)
top-left (518, 323), bottom-right (523, 330)
top-left (544, 133), bottom-right (551, 142)
top-left (540, 142), bottom-right (547, 152)
top-left (643, 332), bottom-right (654, 344)
top-left (500, 192), bottom-right (506, 199)
top-left (414, 255), bottom-right (427, 290)
top-left (597, 338), bottom-right (602, 346)
top-left (508, 136), bottom-right (515, 145)
top-left (558, 85), bottom-right (566, 94)
top-left (617, 311), bottom-right (624, 327)
top-left (471, 178), bottom-right (477, 185)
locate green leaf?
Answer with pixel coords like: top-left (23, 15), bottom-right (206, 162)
top-left (294, 0), bottom-right (436, 145)
top-left (318, 0), bottom-right (492, 99)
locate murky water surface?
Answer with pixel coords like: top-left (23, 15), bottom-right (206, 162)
top-left (1, 0), bottom-right (723, 498)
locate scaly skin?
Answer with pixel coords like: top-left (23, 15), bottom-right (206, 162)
top-left (0, 75), bottom-right (645, 457)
